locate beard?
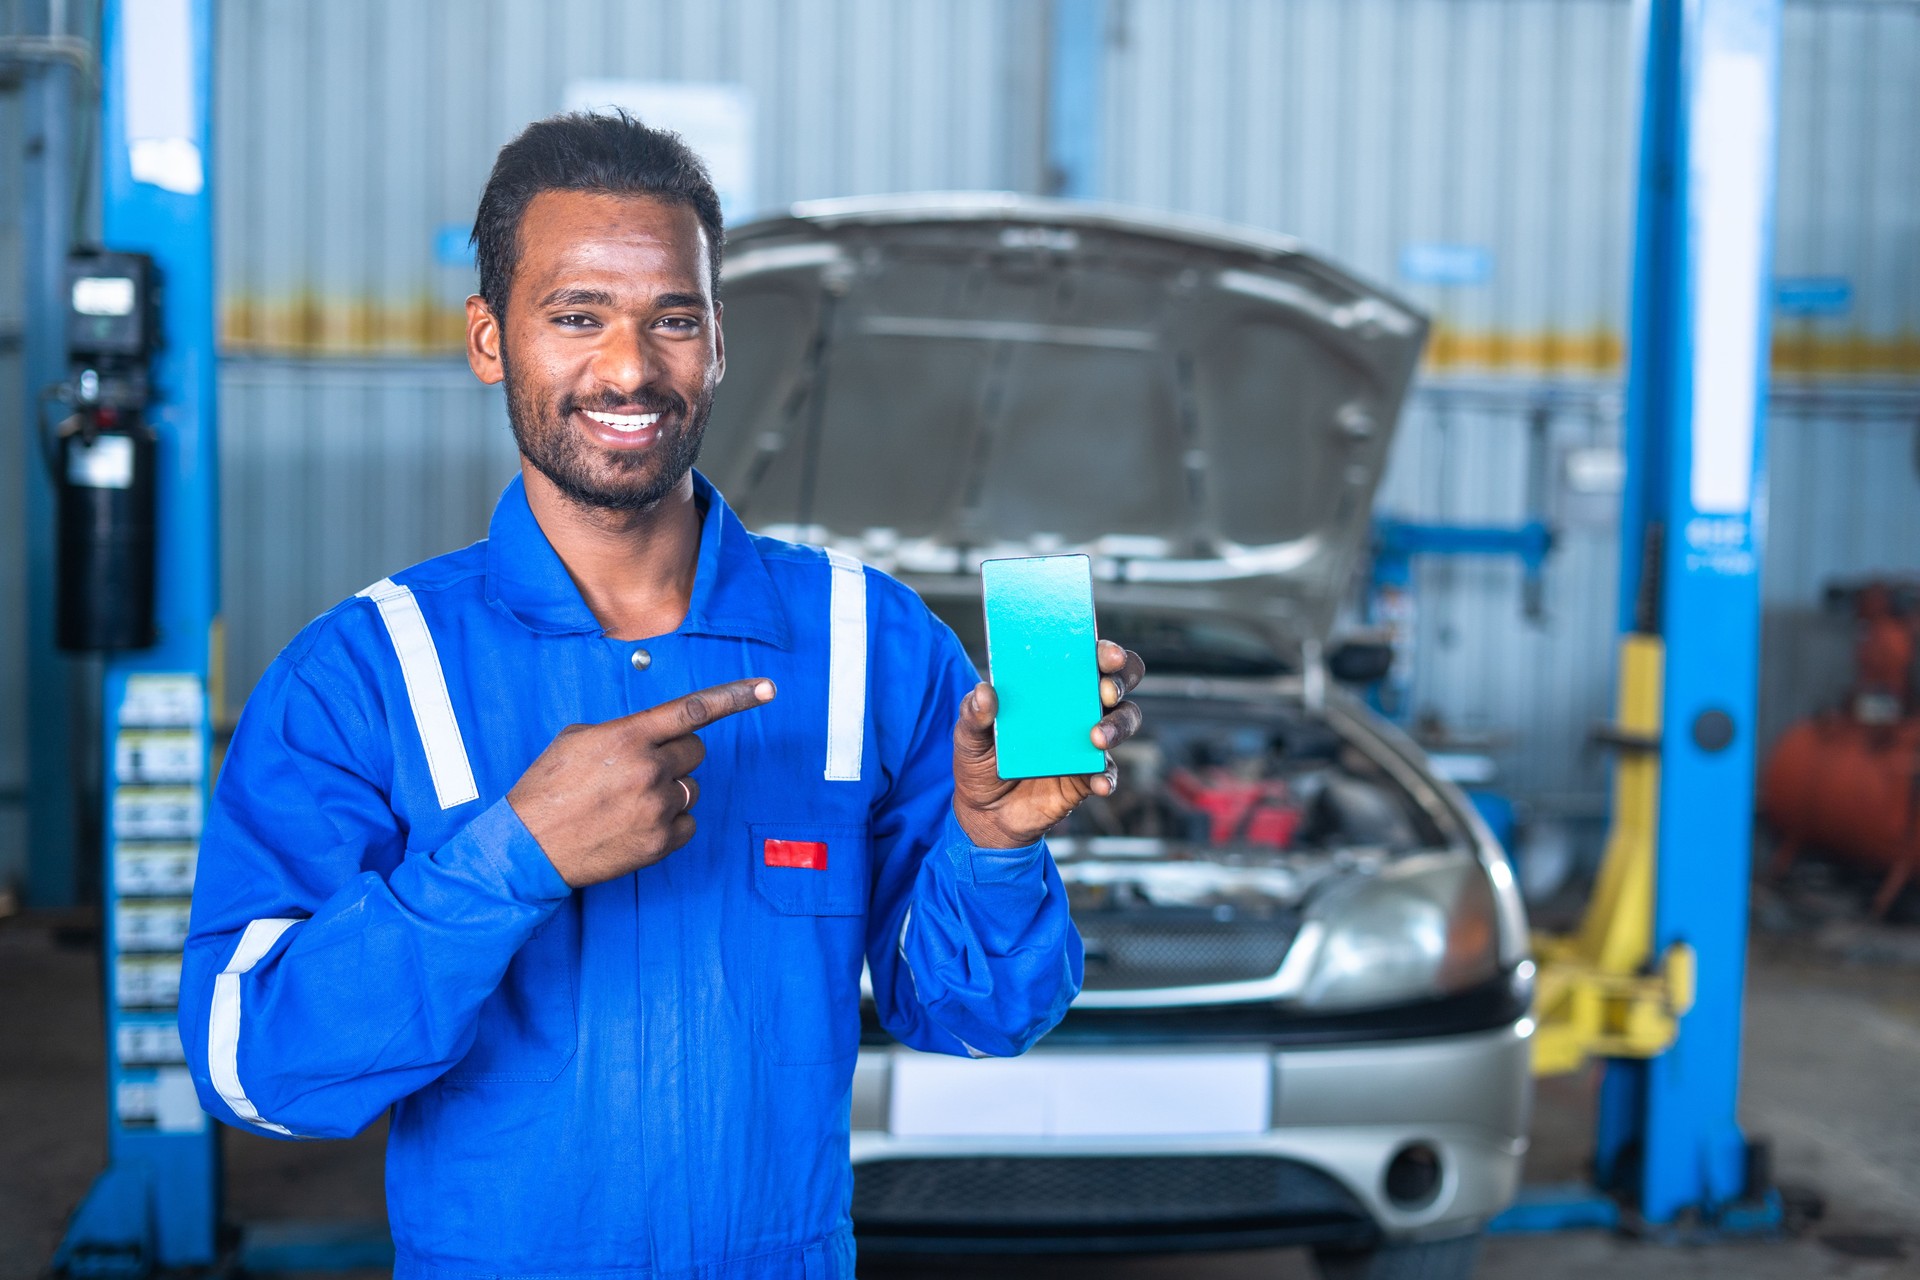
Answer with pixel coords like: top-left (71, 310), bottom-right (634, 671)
top-left (503, 347), bottom-right (714, 514)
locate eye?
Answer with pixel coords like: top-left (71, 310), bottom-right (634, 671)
top-left (553, 313), bottom-right (598, 329)
top-left (657, 315), bottom-right (701, 334)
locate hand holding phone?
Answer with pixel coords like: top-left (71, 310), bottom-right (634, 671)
top-left (948, 555), bottom-right (1147, 850)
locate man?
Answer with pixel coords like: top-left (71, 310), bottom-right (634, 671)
top-left (180, 112), bottom-right (1145, 1279)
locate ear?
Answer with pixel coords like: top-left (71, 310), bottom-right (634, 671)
top-left (466, 295), bottom-right (504, 385)
top-left (712, 299), bottom-right (725, 384)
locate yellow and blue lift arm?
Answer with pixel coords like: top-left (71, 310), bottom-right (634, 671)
top-left (1500, 0), bottom-right (1785, 1238)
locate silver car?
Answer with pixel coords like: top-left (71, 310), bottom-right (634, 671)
top-left (705, 195), bottom-right (1533, 1280)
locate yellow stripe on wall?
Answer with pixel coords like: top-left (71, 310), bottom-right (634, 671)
top-left (1423, 325), bottom-right (1625, 376)
top-left (218, 299), bottom-right (1920, 379)
top-left (1768, 331), bottom-right (1920, 378)
top-left (221, 296), bottom-right (470, 355)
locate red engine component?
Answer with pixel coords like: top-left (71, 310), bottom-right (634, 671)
top-left (1759, 579), bottom-right (1920, 916)
top-left (1166, 769), bottom-right (1301, 848)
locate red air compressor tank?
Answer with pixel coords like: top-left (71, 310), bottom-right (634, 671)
top-left (1758, 580), bottom-right (1920, 916)
top-left (1759, 717), bottom-right (1920, 915)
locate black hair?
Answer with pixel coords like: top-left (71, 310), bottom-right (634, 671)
top-left (471, 109), bottom-right (725, 320)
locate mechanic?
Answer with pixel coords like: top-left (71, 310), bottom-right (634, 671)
top-left (178, 111), bottom-right (1146, 1280)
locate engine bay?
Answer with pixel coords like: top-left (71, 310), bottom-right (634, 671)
top-left (1052, 694), bottom-right (1448, 923)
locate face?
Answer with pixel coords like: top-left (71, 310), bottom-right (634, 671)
top-left (465, 190), bottom-right (724, 513)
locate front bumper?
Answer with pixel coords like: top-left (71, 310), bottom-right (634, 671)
top-left (849, 1018), bottom-right (1533, 1253)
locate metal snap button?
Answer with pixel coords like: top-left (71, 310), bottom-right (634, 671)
top-left (629, 648), bottom-right (652, 671)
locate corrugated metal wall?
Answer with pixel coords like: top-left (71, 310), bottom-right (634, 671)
top-left (1766, 390), bottom-right (1920, 601)
top-left (1775, 0), bottom-right (1920, 376)
top-left (206, 0), bottom-right (1920, 814)
top-left (1100, 0), bottom-right (1637, 376)
top-left (204, 0), bottom-right (1920, 373)
top-left (1099, 0), bottom-right (1920, 379)
top-left (214, 0), bottom-right (1048, 354)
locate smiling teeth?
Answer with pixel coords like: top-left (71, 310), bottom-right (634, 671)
top-left (584, 410), bottom-right (661, 433)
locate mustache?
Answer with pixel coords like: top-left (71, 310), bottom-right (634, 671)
top-left (563, 388), bottom-right (688, 418)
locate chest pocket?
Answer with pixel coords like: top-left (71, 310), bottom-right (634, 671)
top-left (749, 822), bottom-right (870, 1066)
top-left (442, 891), bottom-right (581, 1084)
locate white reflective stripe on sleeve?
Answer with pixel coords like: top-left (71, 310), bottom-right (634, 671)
top-left (897, 907), bottom-right (923, 1001)
top-left (208, 917), bottom-right (301, 1135)
top-left (357, 578), bottom-right (480, 809)
top-left (824, 549), bottom-right (868, 781)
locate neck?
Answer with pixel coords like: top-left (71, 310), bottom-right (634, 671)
top-left (520, 461), bottom-right (703, 641)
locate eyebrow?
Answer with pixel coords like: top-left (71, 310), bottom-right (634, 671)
top-left (535, 286), bottom-right (709, 311)
top-left (537, 287), bottom-right (617, 310)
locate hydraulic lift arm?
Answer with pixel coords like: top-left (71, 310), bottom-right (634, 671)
top-left (1530, 634), bottom-right (1696, 1076)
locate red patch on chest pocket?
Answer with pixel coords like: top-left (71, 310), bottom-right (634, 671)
top-left (763, 839), bottom-right (828, 870)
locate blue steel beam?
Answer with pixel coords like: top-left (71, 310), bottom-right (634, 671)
top-left (1046, 0), bottom-right (1105, 198)
top-left (1601, 0), bottom-right (1783, 1224)
top-left (1371, 518), bottom-right (1554, 582)
top-left (1366, 517), bottom-right (1554, 722)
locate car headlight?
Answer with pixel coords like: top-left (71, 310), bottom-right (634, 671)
top-left (1291, 852), bottom-right (1500, 1011)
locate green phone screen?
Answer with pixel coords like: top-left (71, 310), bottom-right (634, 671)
top-left (981, 554), bottom-right (1105, 781)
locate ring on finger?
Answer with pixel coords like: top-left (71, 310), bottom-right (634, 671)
top-left (676, 778), bottom-right (692, 812)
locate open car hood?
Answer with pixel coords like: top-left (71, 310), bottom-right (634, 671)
top-left (703, 193), bottom-right (1428, 647)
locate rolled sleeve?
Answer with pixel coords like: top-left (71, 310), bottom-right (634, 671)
top-left (460, 797), bottom-right (574, 906)
top-left (940, 807), bottom-right (1046, 887)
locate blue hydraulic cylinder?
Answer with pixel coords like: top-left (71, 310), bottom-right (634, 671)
top-left (56, 0), bottom-right (223, 1271)
top-left (1601, 0), bottom-right (1783, 1225)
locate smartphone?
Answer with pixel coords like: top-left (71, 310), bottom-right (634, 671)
top-left (981, 554), bottom-right (1106, 780)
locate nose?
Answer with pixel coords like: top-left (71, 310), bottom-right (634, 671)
top-left (590, 320), bottom-right (653, 401)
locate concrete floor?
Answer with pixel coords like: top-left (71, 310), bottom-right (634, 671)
top-left (4, 910), bottom-right (1918, 1279)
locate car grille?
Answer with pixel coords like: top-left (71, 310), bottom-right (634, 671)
top-left (853, 1155), bottom-right (1366, 1232)
top-left (1074, 912), bottom-right (1299, 991)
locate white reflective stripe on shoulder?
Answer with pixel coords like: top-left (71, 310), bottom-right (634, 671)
top-left (208, 917), bottom-right (301, 1136)
top-left (357, 578), bottom-right (480, 809)
top-left (824, 549), bottom-right (868, 782)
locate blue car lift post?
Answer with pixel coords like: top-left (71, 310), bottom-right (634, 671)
top-left (54, 0), bottom-right (222, 1271)
top-left (1492, 0), bottom-right (1785, 1237)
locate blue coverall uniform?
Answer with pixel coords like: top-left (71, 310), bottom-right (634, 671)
top-left (179, 472), bottom-right (1084, 1280)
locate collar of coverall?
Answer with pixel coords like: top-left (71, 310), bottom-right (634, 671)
top-left (483, 469), bottom-right (794, 650)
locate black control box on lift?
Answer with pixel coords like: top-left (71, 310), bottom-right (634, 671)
top-left (56, 248), bottom-right (161, 652)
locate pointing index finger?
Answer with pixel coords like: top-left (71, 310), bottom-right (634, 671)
top-left (642, 678), bottom-right (776, 740)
